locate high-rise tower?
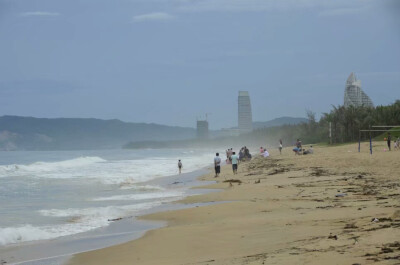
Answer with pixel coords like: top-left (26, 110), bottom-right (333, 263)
top-left (344, 73), bottom-right (374, 108)
top-left (238, 91), bottom-right (253, 133)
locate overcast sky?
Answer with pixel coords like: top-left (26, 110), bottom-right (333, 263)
top-left (0, 0), bottom-right (399, 129)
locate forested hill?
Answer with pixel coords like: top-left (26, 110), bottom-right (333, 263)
top-left (0, 116), bottom-right (195, 150)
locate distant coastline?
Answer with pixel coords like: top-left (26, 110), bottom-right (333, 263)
top-left (0, 115), bottom-right (306, 151)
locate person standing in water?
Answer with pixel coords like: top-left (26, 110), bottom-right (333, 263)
top-left (231, 151), bottom-right (239, 175)
top-left (178, 160), bottom-right (182, 174)
top-left (214, 153), bottom-right (221, 178)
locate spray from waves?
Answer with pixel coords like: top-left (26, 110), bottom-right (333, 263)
top-left (0, 153), bottom-right (213, 185)
top-left (0, 156), bottom-right (106, 178)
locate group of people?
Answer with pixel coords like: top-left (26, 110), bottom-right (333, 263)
top-left (259, 147), bottom-right (270, 157)
top-left (292, 139), bottom-right (314, 155)
top-left (177, 132), bottom-right (399, 179)
top-left (216, 150), bottom-right (239, 176)
top-left (178, 150), bottom-right (240, 178)
top-left (178, 139), bottom-right (315, 178)
top-left (386, 133), bottom-right (400, 151)
top-left (292, 139), bottom-right (302, 155)
top-left (225, 148), bottom-right (234, 164)
top-left (226, 147), bottom-right (252, 163)
top-left (238, 146), bottom-right (252, 161)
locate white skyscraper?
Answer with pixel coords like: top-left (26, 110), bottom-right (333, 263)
top-left (238, 91), bottom-right (253, 133)
top-left (344, 72), bottom-right (374, 108)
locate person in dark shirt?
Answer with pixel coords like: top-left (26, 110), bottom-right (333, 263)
top-left (387, 133), bottom-right (392, 151)
top-left (214, 153), bottom-right (221, 178)
top-left (178, 160), bottom-right (182, 174)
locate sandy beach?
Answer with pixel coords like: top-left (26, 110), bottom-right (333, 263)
top-left (68, 142), bottom-right (400, 265)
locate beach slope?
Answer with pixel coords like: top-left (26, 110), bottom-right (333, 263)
top-left (68, 143), bottom-right (400, 265)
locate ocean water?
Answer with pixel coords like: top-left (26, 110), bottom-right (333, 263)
top-left (0, 149), bottom-right (213, 247)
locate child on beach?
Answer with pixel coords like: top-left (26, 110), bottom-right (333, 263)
top-left (178, 160), bottom-right (182, 174)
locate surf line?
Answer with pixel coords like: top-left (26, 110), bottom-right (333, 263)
top-left (11, 230), bottom-right (141, 265)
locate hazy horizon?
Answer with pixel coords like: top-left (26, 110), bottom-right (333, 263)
top-left (0, 114), bottom-right (309, 129)
top-left (1, 0), bottom-right (399, 129)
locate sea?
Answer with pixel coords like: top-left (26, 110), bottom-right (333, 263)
top-left (0, 148), bottom-right (217, 264)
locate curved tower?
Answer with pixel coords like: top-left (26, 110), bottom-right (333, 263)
top-left (344, 72), bottom-right (374, 108)
top-left (238, 91), bottom-right (253, 133)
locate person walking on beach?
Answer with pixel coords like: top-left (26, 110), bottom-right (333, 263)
top-left (387, 133), bottom-right (392, 151)
top-left (279, 139), bottom-right (283, 155)
top-left (178, 160), bottom-right (182, 174)
top-left (226, 149), bottom-right (231, 164)
top-left (231, 151), bottom-right (239, 175)
top-left (214, 153), bottom-right (221, 178)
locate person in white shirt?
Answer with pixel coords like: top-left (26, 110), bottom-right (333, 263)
top-left (214, 153), bottom-right (221, 177)
top-left (231, 152), bottom-right (239, 174)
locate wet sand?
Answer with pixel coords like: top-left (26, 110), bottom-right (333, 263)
top-left (68, 142), bottom-right (400, 265)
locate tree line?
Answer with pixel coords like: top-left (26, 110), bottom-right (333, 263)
top-left (249, 100), bottom-right (400, 146)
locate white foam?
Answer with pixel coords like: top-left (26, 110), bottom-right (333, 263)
top-left (119, 184), bottom-right (164, 191)
top-left (0, 156), bottom-right (106, 178)
top-left (0, 225), bottom-right (54, 246)
top-left (0, 201), bottom-right (170, 246)
top-left (92, 190), bottom-right (184, 201)
top-left (0, 150), bottom-right (216, 246)
top-left (0, 153), bottom-right (212, 185)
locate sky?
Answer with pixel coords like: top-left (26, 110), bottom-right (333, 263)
top-left (0, 0), bottom-right (399, 129)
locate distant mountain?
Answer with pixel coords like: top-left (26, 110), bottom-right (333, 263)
top-left (253, 117), bottom-right (308, 129)
top-left (0, 116), bottom-right (195, 150)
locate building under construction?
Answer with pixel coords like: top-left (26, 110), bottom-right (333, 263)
top-left (196, 120), bottom-right (209, 139)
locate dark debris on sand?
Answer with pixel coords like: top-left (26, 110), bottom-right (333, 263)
top-left (223, 179), bottom-right (242, 184)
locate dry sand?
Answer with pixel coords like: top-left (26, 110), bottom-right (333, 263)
top-left (68, 142), bottom-right (400, 265)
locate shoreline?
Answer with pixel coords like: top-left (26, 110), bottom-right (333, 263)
top-left (0, 167), bottom-right (218, 265)
top-left (68, 142), bottom-right (400, 265)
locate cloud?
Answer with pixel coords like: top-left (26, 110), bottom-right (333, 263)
top-left (318, 7), bottom-right (365, 17)
top-left (173, 0), bottom-right (373, 13)
top-left (132, 12), bottom-right (175, 22)
top-left (20, 11), bottom-right (60, 17)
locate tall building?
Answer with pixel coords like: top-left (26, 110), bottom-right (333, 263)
top-left (196, 120), bottom-right (209, 139)
top-left (238, 91), bottom-right (253, 133)
top-left (344, 72), bottom-right (374, 108)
